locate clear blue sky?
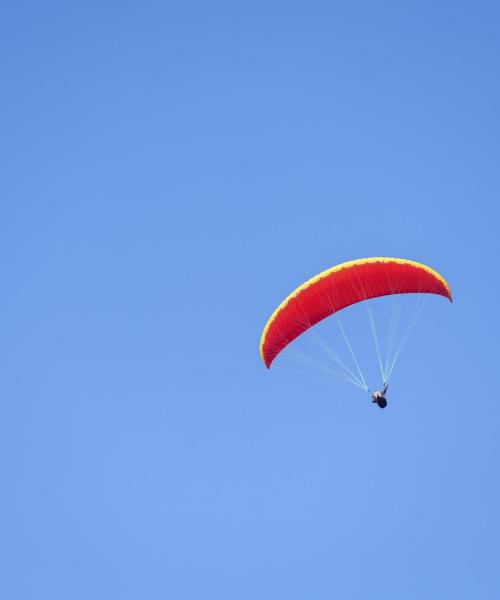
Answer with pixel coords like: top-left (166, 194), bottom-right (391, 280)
top-left (2, 1), bottom-right (499, 598)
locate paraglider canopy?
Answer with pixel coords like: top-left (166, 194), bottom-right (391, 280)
top-left (260, 257), bottom-right (452, 369)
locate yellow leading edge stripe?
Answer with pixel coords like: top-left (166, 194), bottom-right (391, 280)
top-left (259, 257), bottom-right (452, 364)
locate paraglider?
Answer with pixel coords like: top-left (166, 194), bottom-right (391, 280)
top-left (259, 257), bottom-right (452, 408)
top-left (371, 383), bottom-right (389, 409)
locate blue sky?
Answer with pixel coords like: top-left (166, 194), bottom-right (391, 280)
top-left (2, 1), bottom-right (499, 598)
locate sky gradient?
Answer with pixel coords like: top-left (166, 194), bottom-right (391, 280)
top-left (2, 1), bottom-right (499, 598)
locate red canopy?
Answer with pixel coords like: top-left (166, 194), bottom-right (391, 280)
top-left (260, 257), bottom-right (452, 368)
